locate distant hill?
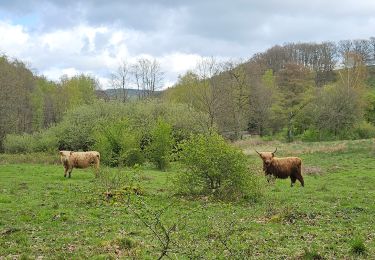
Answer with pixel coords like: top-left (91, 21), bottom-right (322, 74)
top-left (98, 88), bottom-right (162, 100)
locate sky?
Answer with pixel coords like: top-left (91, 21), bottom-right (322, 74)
top-left (0, 0), bottom-right (374, 89)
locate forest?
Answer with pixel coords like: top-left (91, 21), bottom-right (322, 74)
top-left (1, 37), bottom-right (375, 155)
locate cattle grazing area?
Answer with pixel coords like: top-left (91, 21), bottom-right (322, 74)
top-left (0, 139), bottom-right (374, 259)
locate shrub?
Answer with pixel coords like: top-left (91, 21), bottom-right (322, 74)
top-left (352, 121), bottom-right (375, 139)
top-left (300, 129), bottom-right (321, 142)
top-left (120, 148), bottom-right (145, 167)
top-left (97, 166), bottom-right (144, 202)
top-left (2, 100), bottom-right (207, 155)
top-left (93, 119), bottom-right (140, 167)
top-left (176, 133), bottom-right (262, 201)
top-left (145, 119), bottom-right (174, 171)
top-left (32, 129), bottom-right (58, 153)
top-left (3, 128), bottom-right (58, 154)
top-left (3, 133), bottom-right (36, 153)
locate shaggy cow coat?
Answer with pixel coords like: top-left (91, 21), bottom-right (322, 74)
top-left (59, 151), bottom-right (100, 178)
top-left (256, 150), bottom-right (304, 187)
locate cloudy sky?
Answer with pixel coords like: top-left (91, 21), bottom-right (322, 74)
top-left (0, 0), bottom-right (374, 89)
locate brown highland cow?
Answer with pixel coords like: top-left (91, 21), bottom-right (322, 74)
top-left (256, 148), bottom-right (304, 187)
top-left (59, 151), bottom-right (100, 178)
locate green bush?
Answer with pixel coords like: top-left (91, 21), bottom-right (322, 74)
top-left (176, 133), bottom-right (262, 201)
top-left (145, 119), bottom-right (174, 170)
top-left (352, 121), bottom-right (375, 139)
top-left (3, 128), bottom-right (58, 154)
top-left (3, 133), bottom-right (36, 153)
top-left (3, 100), bottom-right (207, 155)
top-left (300, 129), bottom-right (321, 142)
top-left (93, 119), bottom-right (140, 167)
top-left (120, 148), bottom-right (145, 167)
top-left (32, 129), bottom-right (58, 153)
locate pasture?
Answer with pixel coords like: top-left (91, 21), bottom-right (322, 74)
top-left (0, 139), bottom-right (374, 259)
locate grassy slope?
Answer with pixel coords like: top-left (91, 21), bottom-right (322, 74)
top-left (0, 139), bottom-right (374, 259)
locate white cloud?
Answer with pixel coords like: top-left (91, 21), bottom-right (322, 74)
top-left (1, 0), bottom-right (375, 89)
top-left (0, 20), bottom-right (205, 89)
top-left (0, 21), bottom-right (30, 57)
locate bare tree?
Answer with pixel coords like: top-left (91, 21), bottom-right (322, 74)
top-left (132, 58), bottom-right (164, 100)
top-left (193, 57), bottom-right (224, 130)
top-left (111, 60), bottom-right (130, 102)
top-left (222, 60), bottom-right (250, 138)
top-left (353, 39), bottom-right (371, 62)
top-left (370, 37), bottom-right (375, 62)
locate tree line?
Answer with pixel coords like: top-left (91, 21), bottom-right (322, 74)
top-left (164, 37), bottom-right (375, 141)
top-left (1, 37), bottom-right (375, 151)
top-left (0, 55), bottom-right (99, 150)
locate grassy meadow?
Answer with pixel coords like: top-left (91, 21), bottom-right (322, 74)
top-left (0, 139), bottom-right (374, 259)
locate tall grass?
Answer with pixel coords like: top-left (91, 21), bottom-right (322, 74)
top-left (0, 152), bottom-right (60, 165)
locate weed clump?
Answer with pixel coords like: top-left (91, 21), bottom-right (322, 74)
top-left (350, 237), bottom-right (366, 255)
top-left (301, 247), bottom-right (324, 259)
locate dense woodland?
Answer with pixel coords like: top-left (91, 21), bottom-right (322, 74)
top-left (1, 37), bottom-right (375, 153)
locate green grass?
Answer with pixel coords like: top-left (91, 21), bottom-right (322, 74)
top-left (1, 139), bottom-right (375, 259)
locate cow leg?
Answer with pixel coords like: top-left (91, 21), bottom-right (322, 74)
top-left (68, 168), bottom-right (73, 178)
top-left (290, 176), bottom-right (297, 187)
top-left (297, 174), bottom-right (304, 187)
top-left (64, 167), bottom-right (68, 178)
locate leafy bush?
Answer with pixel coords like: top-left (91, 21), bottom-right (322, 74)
top-left (3, 100), bottom-right (207, 156)
top-left (93, 119), bottom-right (140, 167)
top-left (352, 121), bottom-right (375, 139)
top-left (3, 129), bottom-right (58, 154)
top-left (3, 133), bottom-right (36, 153)
top-left (176, 133), bottom-right (262, 201)
top-left (300, 129), bottom-right (321, 142)
top-left (120, 148), bottom-right (145, 167)
top-left (145, 119), bottom-right (174, 170)
top-left (97, 166), bottom-right (144, 203)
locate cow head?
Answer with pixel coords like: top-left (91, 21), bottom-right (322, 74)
top-left (255, 148), bottom-right (277, 167)
top-left (59, 151), bottom-right (73, 160)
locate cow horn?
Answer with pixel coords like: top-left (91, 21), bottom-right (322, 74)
top-left (255, 150), bottom-right (261, 155)
top-left (272, 148), bottom-right (277, 154)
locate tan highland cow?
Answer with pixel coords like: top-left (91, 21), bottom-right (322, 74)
top-left (256, 148), bottom-right (304, 187)
top-left (59, 151), bottom-right (100, 178)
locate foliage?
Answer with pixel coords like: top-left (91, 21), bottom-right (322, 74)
top-left (3, 129), bottom-right (58, 154)
top-left (93, 119), bottom-right (140, 167)
top-left (313, 84), bottom-right (366, 137)
top-left (299, 129), bottom-right (321, 142)
top-left (97, 166), bottom-right (144, 202)
top-left (145, 119), bottom-right (174, 170)
top-left (0, 55), bottom-right (98, 151)
top-left (352, 121), bottom-right (375, 139)
top-left (120, 148), bottom-right (145, 167)
top-left (177, 133), bottom-right (262, 201)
